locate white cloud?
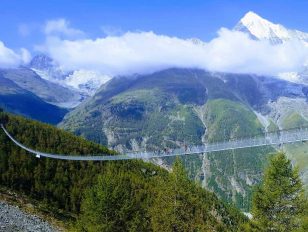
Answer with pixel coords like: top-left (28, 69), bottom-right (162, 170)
top-left (0, 41), bottom-right (31, 68)
top-left (44, 19), bottom-right (85, 38)
top-left (40, 27), bottom-right (308, 77)
top-left (203, 28), bottom-right (307, 74)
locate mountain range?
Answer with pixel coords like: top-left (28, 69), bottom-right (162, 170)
top-left (0, 11), bottom-right (307, 210)
top-left (29, 54), bottom-right (112, 96)
top-left (0, 55), bottom-right (111, 123)
top-left (60, 68), bottom-right (308, 210)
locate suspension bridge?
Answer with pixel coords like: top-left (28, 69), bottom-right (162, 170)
top-left (1, 124), bottom-right (308, 161)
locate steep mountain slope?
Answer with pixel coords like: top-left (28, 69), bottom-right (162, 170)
top-left (0, 76), bottom-right (67, 124)
top-left (60, 68), bottom-right (308, 210)
top-left (0, 67), bottom-right (83, 108)
top-left (0, 111), bottom-right (246, 231)
top-left (61, 68), bottom-right (308, 147)
top-left (29, 54), bottom-right (111, 96)
top-left (265, 96), bottom-right (308, 189)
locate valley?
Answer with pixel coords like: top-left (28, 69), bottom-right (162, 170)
top-left (60, 68), bottom-right (308, 210)
top-left (0, 6), bottom-right (307, 231)
top-left (0, 111), bottom-right (246, 231)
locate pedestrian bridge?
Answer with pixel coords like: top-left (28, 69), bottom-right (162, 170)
top-left (1, 124), bottom-right (308, 161)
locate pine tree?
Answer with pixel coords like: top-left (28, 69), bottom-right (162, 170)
top-left (150, 158), bottom-right (205, 232)
top-left (170, 158), bottom-right (195, 231)
top-left (0, 111), bottom-right (246, 231)
top-left (251, 152), bottom-right (308, 231)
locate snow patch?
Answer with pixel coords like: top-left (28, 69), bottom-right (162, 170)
top-left (66, 70), bottom-right (111, 95)
top-left (237, 11), bottom-right (308, 44)
top-left (278, 72), bottom-right (301, 83)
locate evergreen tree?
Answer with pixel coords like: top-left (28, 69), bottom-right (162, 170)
top-left (169, 158), bottom-right (196, 231)
top-left (77, 164), bottom-right (150, 232)
top-left (150, 158), bottom-right (232, 231)
top-left (251, 152), bottom-right (308, 231)
top-left (150, 158), bottom-right (193, 231)
top-left (0, 111), bottom-right (246, 231)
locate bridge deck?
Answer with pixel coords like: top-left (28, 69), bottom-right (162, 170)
top-left (1, 124), bottom-right (308, 161)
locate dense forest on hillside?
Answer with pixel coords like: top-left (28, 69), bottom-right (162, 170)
top-left (0, 111), bottom-right (246, 231)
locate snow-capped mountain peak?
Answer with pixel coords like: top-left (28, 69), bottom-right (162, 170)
top-left (28, 54), bottom-right (112, 96)
top-left (234, 11), bottom-right (308, 44)
top-left (234, 11), bottom-right (308, 85)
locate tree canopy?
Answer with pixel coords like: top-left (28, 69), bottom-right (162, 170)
top-left (0, 111), bottom-right (246, 231)
top-left (249, 152), bottom-right (308, 231)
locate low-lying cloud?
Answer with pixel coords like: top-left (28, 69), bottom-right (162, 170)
top-left (0, 41), bottom-right (31, 68)
top-left (1, 19), bottom-right (307, 77)
top-left (41, 28), bottom-right (308, 77)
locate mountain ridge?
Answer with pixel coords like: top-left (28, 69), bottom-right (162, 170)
top-left (234, 11), bottom-right (308, 44)
top-left (28, 54), bottom-right (111, 96)
top-left (0, 75), bottom-right (68, 124)
top-left (60, 67), bottom-right (308, 210)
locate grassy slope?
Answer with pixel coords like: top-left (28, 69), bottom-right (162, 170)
top-left (204, 99), bottom-right (263, 141)
top-left (60, 70), bottom-right (277, 211)
top-left (282, 112), bottom-right (308, 130)
top-left (202, 99), bottom-right (273, 211)
top-left (281, 112), bottom-right (308, 189)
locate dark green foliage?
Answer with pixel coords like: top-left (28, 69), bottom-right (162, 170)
top-left (0, 111), bottom-right (8, 124)
top-left (0, 111), bottom-right (246, 231)
top-left (148, 158), bottom-right (222, 232)
top-left (0, 112), bottom-right (114, 214)
top-left (250, 152), bottom-right (308, 231)
top-left (78, 158), bottom-right (247, 232)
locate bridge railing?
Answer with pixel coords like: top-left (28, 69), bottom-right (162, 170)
top-left (125, 127), bottom-right (308, 159)
top-left (2, 124), bottom-right (308, 161)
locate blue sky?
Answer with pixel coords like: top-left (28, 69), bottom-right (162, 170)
top-left (0, 0), bottom-right (307, 77)
top-left (1, 0), bottom-right (308, 50)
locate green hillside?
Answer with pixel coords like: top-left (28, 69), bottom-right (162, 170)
top-left (0, 111), bottom-right (246, 231)
top-left (204, 99), bottom-right (263, 141)
top-left (279, 112), bottom-right (308, 190)
top-left (282, 112), bottom-right (308, 130)
top-left (61, 69), bottom-right (278, 211)
top-left (200, 99), bottom-right (273, 210)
